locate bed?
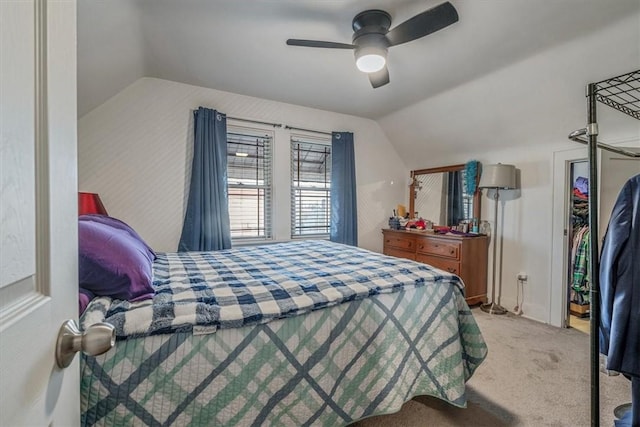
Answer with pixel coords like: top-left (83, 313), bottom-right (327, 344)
top-left (79, 239), bottom-right (487, 426)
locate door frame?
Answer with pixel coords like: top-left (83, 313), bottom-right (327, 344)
top-left (550, 138), bottom-right (640, 328)
top-left (550, 147), bottom-right (587, 328)
top-left (564, 160), bottom-right (589, 329)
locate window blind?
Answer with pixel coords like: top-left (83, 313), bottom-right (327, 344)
top-left (462, 173), bottom-right (472, 220)
top-left (227, 130), bottom-right (272, 241)
top-left (290, 138), bottom-right (331, 238)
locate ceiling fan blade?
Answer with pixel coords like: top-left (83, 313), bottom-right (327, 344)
top-left (369, 66), bottom-right (390, 88)
top-left (386, 1), bottom-right (458, 47)
top-left (286, 39), bottom-right (356, 49)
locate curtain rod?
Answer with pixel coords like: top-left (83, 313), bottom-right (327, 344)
top-left (192, 108), bottom-right (281, 128)
top-left (227, 116), bottom-right (282, 128)
top-left (285, 125), bottom-right (332, 136)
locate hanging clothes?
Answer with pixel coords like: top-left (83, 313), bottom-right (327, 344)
top-left (599, 174), bottom-right (640, 426)
top-left (573, 176), bottom-right (589, 228)
top-left (569, 175), bottom-right (590, 306)
top-left (571, 226), bottom-right (590, 304)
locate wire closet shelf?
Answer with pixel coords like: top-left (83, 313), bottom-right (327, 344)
top-left (595, 70), bottom-right (640, 120)
top-left (567, 68), bottom-right (640, 427)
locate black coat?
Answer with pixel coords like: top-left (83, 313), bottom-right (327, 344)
top-left (599, 174), bottom-right (640, 378)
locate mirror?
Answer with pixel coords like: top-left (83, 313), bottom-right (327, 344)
top-left (409, 164), bottom-right (481, 226)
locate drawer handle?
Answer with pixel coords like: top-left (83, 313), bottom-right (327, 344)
top-left (450, 249), bottom-right (455, 255)
top-left (447, 268), bottom-right (457, 273)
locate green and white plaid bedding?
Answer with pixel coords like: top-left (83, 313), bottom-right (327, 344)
top-left (80, 241), bottom-right (487, 426)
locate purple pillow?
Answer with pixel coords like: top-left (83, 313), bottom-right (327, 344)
top-left (79, 288), bottom-right (95, 315)
top-left (79, 219), bottom-right (155, 301)
top-left (79, 214), bottom-right (156, 261)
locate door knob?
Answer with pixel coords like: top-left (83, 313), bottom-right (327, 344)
top-left (55, 319), bottom-right (115, 369)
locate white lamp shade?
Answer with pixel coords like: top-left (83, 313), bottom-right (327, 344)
top-left (479, 164), bottom-right (516, 189)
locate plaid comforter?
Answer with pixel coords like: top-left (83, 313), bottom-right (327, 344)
top-left (81, 240), bottom-right (464, 338)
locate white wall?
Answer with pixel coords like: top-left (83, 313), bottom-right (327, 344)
top-left (77, 11), bottom-right (639, 326)
top-left (375, 12), bottom-right (640, 325)
top-left (392, 137), bottom-right (639, 326)
top-left (77, 0), bottom-right (146, 116)
top-left (379, 11), bottom-right (640, 166)
top-left (408, 142), bottom-right (568, 324)
top-left (78, 77), bottom-right (408, 253)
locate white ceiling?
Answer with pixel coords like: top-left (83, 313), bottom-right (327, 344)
top-left (77, 0), bottom-right (640, 160)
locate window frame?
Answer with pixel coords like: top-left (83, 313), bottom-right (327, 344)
top-left (226, 126), bottom-right (274, 243)
top-left (290, 136), bottom-right (332, 239)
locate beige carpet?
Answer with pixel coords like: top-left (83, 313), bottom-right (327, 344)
top-left (352, 308), bottom-right (631, 427)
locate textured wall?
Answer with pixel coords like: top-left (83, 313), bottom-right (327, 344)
top-left (406, 138), bottom-right (639, 326)
top-left (379, 12), bottom-right (640, 167)
top-left (78, 78), bottom-right (409, 253)
top-left (77, 0), bottom-right (146, 116)
top-left (375, 14), bottom-right (640, 325)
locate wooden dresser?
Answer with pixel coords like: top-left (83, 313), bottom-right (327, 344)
top-left (382, 229), bottom-right (489, 306)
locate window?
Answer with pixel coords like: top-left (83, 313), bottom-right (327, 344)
top-left (291, 138), bottom-right (331, 238)
top-left (227, 129), bottom-right (272, 241)
top-left (462, 172), bottom-right (473, 220)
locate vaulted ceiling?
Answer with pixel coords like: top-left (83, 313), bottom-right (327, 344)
top-left (78, 0), bottom-right (640, 163)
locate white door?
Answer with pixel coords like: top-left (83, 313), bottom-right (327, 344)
top-left (1, 0), bottom-right (79, 425)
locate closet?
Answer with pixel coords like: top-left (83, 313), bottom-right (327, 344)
top-left (564, 155), bottom-right (638, 332)
top-left (567, 162), bottom-right (590, 328)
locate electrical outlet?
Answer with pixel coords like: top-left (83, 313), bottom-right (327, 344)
top-left (517, 272), bottom-right (528, 281)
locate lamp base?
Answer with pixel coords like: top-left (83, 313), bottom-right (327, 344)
top-left (480, 302), bottom-right (508, 315)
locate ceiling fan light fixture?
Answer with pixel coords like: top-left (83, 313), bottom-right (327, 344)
top-left (287, 2), bottom-right (459, 87)
top-left (355, 47), bottom-right (387, 73)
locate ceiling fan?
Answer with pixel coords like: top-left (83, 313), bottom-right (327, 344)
top-left (286, 2), bottom-right (459, 88)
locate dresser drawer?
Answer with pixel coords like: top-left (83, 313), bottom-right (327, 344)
top-left (383, 229), bottom-right (487, 306)
top-left (416, 238), bottom-right (459, 259)
top-left (416, 254), bottom-right (460, 275)
top-left (384, 247), bottom-right (416, 261)
top-left (384, 235), bottom-right (415, 251)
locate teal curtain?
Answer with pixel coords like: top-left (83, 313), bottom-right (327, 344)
top-left (178, 107), bottom-right (231, 251)
top-left (330, 132), bottom-right (358, 246)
